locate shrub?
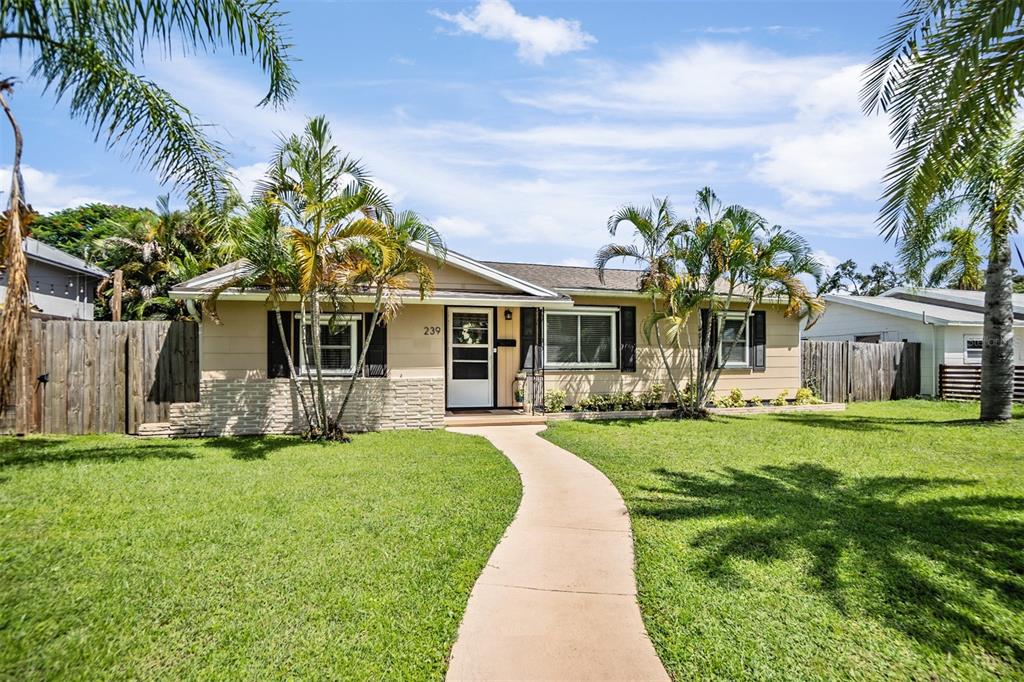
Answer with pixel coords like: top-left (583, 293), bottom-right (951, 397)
top-left (543, 389), bottom-right (567, 413)
top-left (746, 395), bottom-right (762, 407)
top-left (794, 387), bottom-right (823, 405)
top-left (714, 387), bottom-right (745, 409)
top-left (639, 384), bottom-right (664, 410)
top-left (770, 390), bottom-right (789, 406)
top-left (574, 391), bottom-right (642, 412)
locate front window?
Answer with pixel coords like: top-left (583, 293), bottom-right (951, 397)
top-left (964, 335), bottom-right (983, 364)
top-left (717, 312), bottom-right (750, 368)
top-left (544, 309), bottom-right (617, 369)
top-left (300, 315), bottom-right (358, 375)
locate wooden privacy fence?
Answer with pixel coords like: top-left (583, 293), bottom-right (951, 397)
top-left (802, 340), bottom-right (921, 403)
top-left (2, 320), bottom-right (199, 435)
top-left (939, 364), bottom-right (1024, 402)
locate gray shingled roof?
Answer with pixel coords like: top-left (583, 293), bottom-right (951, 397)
top-left (482, 261), bottom-right (642, 292)
top-left (24, 237), bottom-right (107, 278)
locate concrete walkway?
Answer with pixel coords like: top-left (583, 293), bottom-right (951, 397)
top-left (446, 425), bottom-right (669, 681)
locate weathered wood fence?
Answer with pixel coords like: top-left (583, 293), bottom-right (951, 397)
top-left (1, 320), bottom-right (199, 435)
top-left (939, 364), bottom-right (1024, 402)
top-left (801, 340), bottom-right (921, 403)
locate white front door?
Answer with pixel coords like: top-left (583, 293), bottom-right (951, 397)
top-left (447, 307), bottom-right (494, 408)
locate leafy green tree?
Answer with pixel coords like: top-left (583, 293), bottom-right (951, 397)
top-left (31, 204), bottom-right (152, 261)
top-left (0, 0), bottom-right (296, 404)
top-left (864, 0), bottom-right (1023, 421)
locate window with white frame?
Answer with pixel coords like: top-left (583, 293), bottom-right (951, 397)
top-left (300, 315), bottom-right (358, 375)
top-left (717, 312), bottom-right (750, 368)
top-left (963, 334), bottom-right (983, 364)
top-left (544, 309), bottom-right (617, 368)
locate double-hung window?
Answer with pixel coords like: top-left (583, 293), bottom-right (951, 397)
top-left (300, 315), bottom-right (358, 375)
top-left (717, 312), bottom-right (750, 368)
top-left (544, 308), bottom-right (617, 369)
top-left (963, 334), bottom-right (983, 364)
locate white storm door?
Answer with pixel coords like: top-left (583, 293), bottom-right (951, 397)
top-left (447, 308), bottom-right (494, 408)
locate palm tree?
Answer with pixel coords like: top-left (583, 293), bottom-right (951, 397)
top-left (666, 190), bottom-right (821, 413)
top-left (595, 197), bottom-right (689, 401)
top-left (0, 0), bottom-right (296, 405)
top-left (333, 210), bottom-right (446, 425)
top-left (864, 0), bottom-right (1023, 420)
top-left (262, 116), bottom-right (393, 439)
top-left (207, 202), bottom-right (315, 429)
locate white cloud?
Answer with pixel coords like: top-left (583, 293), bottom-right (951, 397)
top-left (231, 162), bottom-right (268, 201)
top-left (812, 249), bottom-right (841, 274)
top-left (431, 0), bottom-right (595, 65)
top-left (510, 43), bottom-right (845, 118)
top-left (433, 215), bottom-right (488, 237)
top-left (2, 165), bottom-right (139, 214)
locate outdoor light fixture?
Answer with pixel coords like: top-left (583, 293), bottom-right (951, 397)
top-left (504, 308), bottom-right (513, 321)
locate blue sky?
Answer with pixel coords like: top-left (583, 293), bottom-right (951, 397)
top-left (5, 0), bottom-right (908, 274)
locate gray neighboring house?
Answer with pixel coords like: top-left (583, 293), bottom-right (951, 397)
top-left (804, 287), bottom-right (1024, 396)
top-left (0, 238), bottom-right (107, 320)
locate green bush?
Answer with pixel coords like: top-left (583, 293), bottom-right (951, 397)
top-left (771, 390), bottom-right (789, 406)
top-left (543, 389), bottom-right (567, 413)
top-left (794, 387), bottom-right (823, 405)
top-left (639, 384), bottom-right (664, 410)
top-left (714, 388), bottom-right (746, 408)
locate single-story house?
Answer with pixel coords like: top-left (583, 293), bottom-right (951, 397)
top-left (167, 246), bottom-right (803, 435)
top-left (804, 287), bottom-right (1024, 396)
top-left (0, 238), bottom-right (107, 320)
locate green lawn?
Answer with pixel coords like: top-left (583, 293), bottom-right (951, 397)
top-left (0, 431), bottom-right (520, 680)
top-left (543, 401), bottom-right (1024, 680)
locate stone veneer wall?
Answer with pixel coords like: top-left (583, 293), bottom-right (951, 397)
top-left (159, 376), bottom-right (444, 436)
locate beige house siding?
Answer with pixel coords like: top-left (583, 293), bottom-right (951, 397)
top-left (185, 293), bottom-right (800, 432)
top-left (543, 295), bottom-right (801, 405)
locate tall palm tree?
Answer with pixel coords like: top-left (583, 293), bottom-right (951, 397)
top-left (333, 210), bottom-right (446, 425)
top-left (864, 0), bottom-right (1024, 420)
top-left (595, 197), bottom-right (689, 401)
top-left (206, 202), bottom-right (315, 429)
top-left (0, 0), bottom-right (296, 405)
top-left (262, 116), bottom-right (393, 439)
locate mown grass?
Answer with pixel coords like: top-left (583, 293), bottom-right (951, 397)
top-left (0, 430), bottom-right (520, 680)
top-left (543, 400), bottom-right (1024, 680)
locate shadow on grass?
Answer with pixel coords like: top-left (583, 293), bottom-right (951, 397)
top-left (0, 438), bottom-right (198, 468)
top-left (205, 436), bottom-right (305, 461)
top-left (636, 462), bottom-right (1024, 663)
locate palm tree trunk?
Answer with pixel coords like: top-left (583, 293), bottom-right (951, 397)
top-left (334, 287), bottom-right (383, 425)
top-left (652, 318), bottom-right (682, 407)
top-left (0, 83), bottom-right (29, 408)
top-left (297, 296), bottom-right (319, 432)
top-left (980, 228), bottom-right (1015, 421)
top-left (274, 305), bottom-right (313, 428)
top-left (309, 291), bottom-right (329, 433)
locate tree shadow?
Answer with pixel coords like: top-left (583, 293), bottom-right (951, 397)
top-left (760, 411), bottom-right (1022, 432)
top-left (204, 435), bottom-right (307, 460)
top-left (0, 438), bottom-right (197, 468)
top-left (636, 463), bottom-right (1024, 663)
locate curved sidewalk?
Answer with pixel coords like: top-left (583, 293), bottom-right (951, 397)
top-left (446, 425), bottom-right (668, 681)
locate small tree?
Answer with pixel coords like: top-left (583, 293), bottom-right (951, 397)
top-left (333, 211), bottom-right (446, 426)
top-left (601, 188), bottom-right (821, 418)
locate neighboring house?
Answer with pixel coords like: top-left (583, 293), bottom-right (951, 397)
top-left (804, 287), bottom-right (1024, 396)
top-left (167, 247), bottom-right (803, 435)
top-left (0, 238), bottom-right (107, 320)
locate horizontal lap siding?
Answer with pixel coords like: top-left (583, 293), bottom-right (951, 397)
top-left (544, 295), bottom-right (801, 404)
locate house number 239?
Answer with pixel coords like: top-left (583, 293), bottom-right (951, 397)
top-left (424, 326), bottom-right (441, 336)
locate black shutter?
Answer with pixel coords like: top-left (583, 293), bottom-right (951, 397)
top-left (362, 313), bottom-right (388, 377)
top-left (267, 311), bottom-right (294, 378)
top-left (751, 310), bottom-right (766, 371)
top-left (700, 309), bottom-right (719, 370)
top-left (520, 307), bottom-right (536, 369)
top-left (619, 306), bottom-right (637, 372)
